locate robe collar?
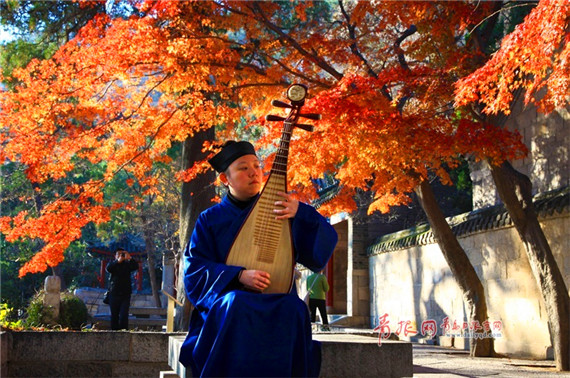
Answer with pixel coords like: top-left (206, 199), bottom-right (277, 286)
top-left (226, 192), bottom-right (258, 210)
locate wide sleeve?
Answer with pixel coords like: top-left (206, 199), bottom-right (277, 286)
top-left (291, 202), bottom-right (338, 272)
top-left (183, 212), bottom-right (243, 312)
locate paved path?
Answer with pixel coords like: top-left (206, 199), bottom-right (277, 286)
top-left (412, 344), bottom-right (570, 377)
top-left (314, 327), bottom-right (569, 377)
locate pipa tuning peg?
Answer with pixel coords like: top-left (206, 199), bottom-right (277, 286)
top-left (266, 114), bottom-right (286, 122)
top-left (300, 113), bottom-right (321, 121)
top-left (295, 123), bottom-right (314, 132)
top-left (271, 100), bottom-right (292, 109)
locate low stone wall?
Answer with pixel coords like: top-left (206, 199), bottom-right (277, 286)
top-left (168, 334), bottom-right (413, 378)
top-left (1, 330), bottom-right (184, 377)
top-left (2, 330), bottom-right (413, 378)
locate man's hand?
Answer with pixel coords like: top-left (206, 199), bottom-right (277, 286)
top-left (274, 192), bottom-right (299, 220)
top-left (116, 251), bottom-right (132, 263)
top-left (239, 270), bottom-right (271, 292)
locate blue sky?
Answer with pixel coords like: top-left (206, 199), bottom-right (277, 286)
top-left (0, 25), bottom-right (17, 44)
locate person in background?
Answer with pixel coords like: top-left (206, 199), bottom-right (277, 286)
top-left (106, 248), bottom-right (138, 330)
top-left (307, 270), bottom-right (330, 326)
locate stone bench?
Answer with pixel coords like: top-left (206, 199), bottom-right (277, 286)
top-left (167, 333), bottom-right (412, 377)
top-left (92, 307), bottom-right (167, 330)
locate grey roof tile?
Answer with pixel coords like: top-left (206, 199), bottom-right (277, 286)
top-left (367, 186), bottom-right (569, 256)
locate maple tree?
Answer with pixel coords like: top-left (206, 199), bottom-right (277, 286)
top-left (0, 2), bottom-right (560, 361)
top-left (204, 1), bottom-right (525, 357)
top-left (456, 0), bottom-right (569, 370)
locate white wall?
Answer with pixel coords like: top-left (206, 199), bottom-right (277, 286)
top-left (370, 214), bottom-right (569, 359)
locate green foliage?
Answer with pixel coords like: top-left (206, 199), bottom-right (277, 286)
top-left (0, 234), bottom-right (100, 315)
top-left (0, 303), bottom-right (24, 329)
top-left (0, 237), bottom-right (49, 311)
top-left (447, 159), bottom-right (473, 213)
top-left (450, 160), bottom-right (473, 193)
top-left (59, 293), bottom-right (89, 330)
top-left (24, 292), bottom-right (52, 328)
top-left (475, 2), bottom-right (537, 54)
top-left (61, 240), bottom-right (101, 290)
top-left (0, 0), bottom-right (105, 42)
top-left (23, 291), bottom-right (88, 330)
top-left (0, 39), bottom-right (58, 88)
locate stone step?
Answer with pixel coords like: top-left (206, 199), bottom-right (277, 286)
top-left (92, 316), bottom-right (166, 331)
top-left (168, 333), bottom-right (412, 377)
top-left (159, 370), bottom-right (180, 378)
top-left (129, 307), bottom-right (167, 317)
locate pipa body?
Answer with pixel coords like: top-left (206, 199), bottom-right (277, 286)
top-left (225, 169), bottom-right (294, 294)
top-left (225, 107), bottom-right (307, 294)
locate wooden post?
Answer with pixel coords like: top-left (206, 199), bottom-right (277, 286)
top-left (162, 290), bottom-right (183, 332)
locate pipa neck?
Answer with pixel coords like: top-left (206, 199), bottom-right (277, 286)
top-left (271, 121), bottom-right (293, 176)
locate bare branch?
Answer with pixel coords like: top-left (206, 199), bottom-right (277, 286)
top-left (338, 0), bottom-right (378, 79)
top-left (250, 2), bottom-right (344, 81)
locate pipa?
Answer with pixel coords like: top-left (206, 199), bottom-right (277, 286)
top-left (225, 84), bottom-right (321, 294)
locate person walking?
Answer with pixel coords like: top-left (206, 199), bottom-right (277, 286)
top-left (106, 248), bottom-right (138, 330)
top-left (307, 270), bottom-right (330, 325)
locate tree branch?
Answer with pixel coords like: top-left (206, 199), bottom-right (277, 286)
top-left (250, 1), bottom-right (344, 81)
top-left (393, 24), bottom-right (417, 111)
top-left (394, 24), bottom-right (417, 72)
top-left (338, 0), bottom-right (378, 79)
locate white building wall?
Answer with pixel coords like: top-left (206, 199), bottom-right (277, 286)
top-left (369, 214), bottom-right (569, 359)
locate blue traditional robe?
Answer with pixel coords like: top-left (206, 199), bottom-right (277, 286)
top-left (179, 194), bottom-right (338, 377)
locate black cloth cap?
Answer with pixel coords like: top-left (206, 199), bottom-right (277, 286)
top-left (208, 141), bottom-right (257, 173)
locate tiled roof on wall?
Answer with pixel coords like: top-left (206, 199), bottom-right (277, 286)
top-left (367, 186), bottom-right (569, 256)
top-left (313, 183), bottom-right (341, 209)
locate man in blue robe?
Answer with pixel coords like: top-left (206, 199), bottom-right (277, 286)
top-left (179, 141), bottom-right (338, 377)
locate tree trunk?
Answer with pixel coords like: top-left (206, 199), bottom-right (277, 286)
top-left (415, 180), bottom-right (494, 357)
top-left (175, 127), bottom-right (216, 331)
top-left (489, 161), bottom-right (569, 371)
top-left (141, 213), bottom-right (162, 308)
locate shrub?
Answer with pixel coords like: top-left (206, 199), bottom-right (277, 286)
top-left (24, 291), bottom-right (89, 330)
top-left (0, 303), bottom-right (24, 329)
top-left (59, 293), bottom-right (89, 330)
top-left (24, 292), bottom-right (52, 328)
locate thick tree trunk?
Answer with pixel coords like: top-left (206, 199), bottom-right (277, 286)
top-left (489, 161), bottom-right (569, 371)
top-left (174, 127), bottom-right (216, 331)
top-left (415, 180), bottom-right (494, 357)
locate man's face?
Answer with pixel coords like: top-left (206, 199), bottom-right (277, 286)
top-left (221, 154), bottom-right (262, 201)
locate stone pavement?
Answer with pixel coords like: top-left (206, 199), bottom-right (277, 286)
top-left (412, 343), bottom-right (570, 377)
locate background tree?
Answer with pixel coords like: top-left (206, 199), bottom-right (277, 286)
top-left (1, 0), bottom-right (183, 308)
top-left (0, 0), bottom-right (107, 288)
top-left (456, 0), bottom-right (569, 370)
top-left (0, 0), bottom-right (105, 87)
